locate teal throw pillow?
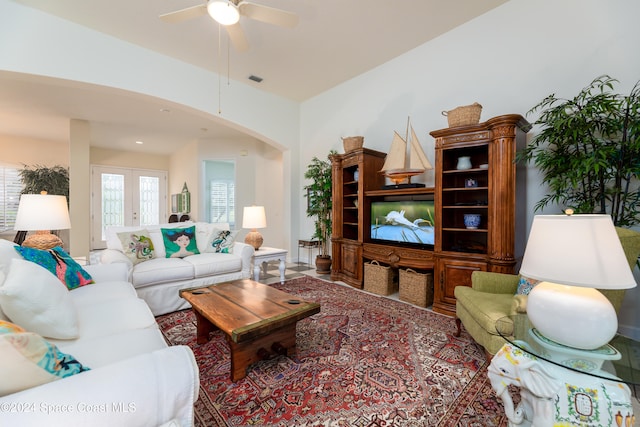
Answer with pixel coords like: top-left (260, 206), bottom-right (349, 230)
top-left (162, 226), bottom-right (200, 258)
top-left (516, 275), bottom-right (540, 296)
top-left (15, 246), bottom-right (94, 290)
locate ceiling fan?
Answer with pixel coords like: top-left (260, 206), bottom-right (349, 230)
top-left (160, 0), bottom-right (298, 52)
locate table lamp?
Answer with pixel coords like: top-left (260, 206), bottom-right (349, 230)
top-left (519, 213), bottom-right (636, 351)
top-left (242, 205), bottom-right (266, 250)
top-left (14, 192), bottom-right (71, 250)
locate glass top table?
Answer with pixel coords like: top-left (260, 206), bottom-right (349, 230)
top-left (496, 314), bottom-right (640, 386)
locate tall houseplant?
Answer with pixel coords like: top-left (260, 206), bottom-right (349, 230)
top-left (304, 150), bottom-right (337, 273)
top-left (19, 164), bottom-right (69, 198)
top-left (517, 75), bottom-right (640, 227)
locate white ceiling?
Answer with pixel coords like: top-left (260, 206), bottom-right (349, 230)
top-left (2, 0), bottom-right (508, 154)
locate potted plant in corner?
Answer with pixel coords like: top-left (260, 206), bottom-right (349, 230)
top-left (517, 75), bottom-right (640, 227)
top-left (304, 150), bottom-right (337, 274)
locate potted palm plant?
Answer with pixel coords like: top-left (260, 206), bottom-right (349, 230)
top-left (304, 150), bottom-right (337, 273)
top-left (517, 75), bottom-right (640, 227)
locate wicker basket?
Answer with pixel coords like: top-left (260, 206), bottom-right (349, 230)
top-left (342, 136), bottom-right (364, 152)
top-left (442, 102), bottom-right (482, 127)
top-left (399, 268), bottom-right (434, 308)
top-left (364, 260), bottom-right (397, 296)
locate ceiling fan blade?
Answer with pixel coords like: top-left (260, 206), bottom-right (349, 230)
top-left (225, 23), bottom-right (250, 52)
top-left (159, 4), bottom-right (208, 23)
top-left (238, 2), bottom-right (298, 28)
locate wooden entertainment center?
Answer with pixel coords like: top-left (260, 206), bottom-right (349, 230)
top-left (330, 114), bottom-right (531, 316)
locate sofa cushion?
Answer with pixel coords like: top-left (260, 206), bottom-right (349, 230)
top-left (162, 226), bottom-right (200, 258)
top-left (454, 286), bottom-right (515, 336)
top-left (184, 253), bottom-right (243, 278)
top-left (69, 281), bottom-right (138, 306)
top-left (117, 229), bottom-right (155, 265)
top-left (15, 246), bottom-right (94, 290)
top-left (0, 321), bottom-right (89, 396)
top-left (0, 259), bottom-right (79, 339)
top-left (0, 239), bottom-right (23, 277)
top-left (68, 298), bottom-right (157, 341)
top-left (55, 328), bottom-right (167, 369)
top-left (131, 258), bottom-right (195, 288)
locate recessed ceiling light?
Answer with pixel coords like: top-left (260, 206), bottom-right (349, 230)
top-left (160, 108), bottom-right (171, 113)
top-left (135, 141), bottom-right (144, 145)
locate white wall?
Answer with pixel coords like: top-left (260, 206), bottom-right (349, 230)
top-left (197, 138), bottom-right (286, 249)
top-left (299, 0), bottom-right (640, 337)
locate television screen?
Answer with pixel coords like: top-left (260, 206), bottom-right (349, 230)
top-left (370, 200), bottom-right (435, 247)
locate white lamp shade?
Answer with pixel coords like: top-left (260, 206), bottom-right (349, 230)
top-left (519, 214), bottom-right (636, 290)
top-left (14, 194), bottom-right (71, 231)
top-left (207, 0), bottom-right (240, 25)
top-left (242, 206), bottom-right (266, 229)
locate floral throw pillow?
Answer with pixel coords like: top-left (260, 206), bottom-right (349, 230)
top-left (117, 229), bottom-right (155, 265)
top-left (162, 226), bottom-right (200, 258)
top-left (206, 229), bottom-right (238, 254)
top-left (15, 246), bottom-right (94, 290)
top-left (516, 275), bottom-right (540, 296)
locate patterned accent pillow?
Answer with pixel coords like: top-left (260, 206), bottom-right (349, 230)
top-left (162, 226), bottom-right (200, 258)
top-left (0, 321), bottom-right (89, 396)
top-left (516, 275), bottom-right (540, 296)
top-left (0, 319), bottom-right (25, 334)
top-left (14, 246), bottom-right (94, 290)
top-left (206, 229), bottom-right (238, 253)
top-left (117, 229), bottom-right (155, 265)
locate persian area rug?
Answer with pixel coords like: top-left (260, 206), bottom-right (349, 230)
top-left (157, 276), bottom-right (509, 426)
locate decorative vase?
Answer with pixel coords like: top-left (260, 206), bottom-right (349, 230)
top-left (463, 213), bottom-right (481, 229)
top-left (456, 156), bottom-right (472, 170)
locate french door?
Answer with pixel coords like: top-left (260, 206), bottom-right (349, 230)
top-left (91, 165), bottom-right (167, 249)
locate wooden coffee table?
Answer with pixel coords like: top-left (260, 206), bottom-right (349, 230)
top-left (179, 279), bottom-right (320, 381)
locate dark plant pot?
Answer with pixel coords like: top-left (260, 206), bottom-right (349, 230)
top-left (315, 255), bottom-right (332, 274)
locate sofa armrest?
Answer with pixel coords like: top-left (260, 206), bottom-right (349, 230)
top-left (471, 271), bottom-right (519, 294)
top-left (0, 346), bottom-right (199, 427)
top-left (233, 241), bottom-right (255, 277)
top-left (83, 263), bottom-right (128, 283)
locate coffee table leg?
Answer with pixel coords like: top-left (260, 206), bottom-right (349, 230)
top-left (227, 324), bottom-right (298, 382)
top-left (193, 310), bottom-right (215, 344)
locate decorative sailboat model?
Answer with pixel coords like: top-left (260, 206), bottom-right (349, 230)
top-left (380, 118), bottom-right (433, 189)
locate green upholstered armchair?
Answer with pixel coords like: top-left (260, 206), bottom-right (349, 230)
top-left (454, 227), bottom-right (640, 357)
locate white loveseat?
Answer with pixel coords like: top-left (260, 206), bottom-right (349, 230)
top-left (100, 221), bottom-right (254, 315)
top-left (0, 239), bottom-right (199, 427)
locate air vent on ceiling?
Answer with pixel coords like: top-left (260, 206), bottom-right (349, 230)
top-left (248, 75), bottom-right (263, 83)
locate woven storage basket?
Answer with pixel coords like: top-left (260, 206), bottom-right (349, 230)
top-left (364, 260), bottom-right (397, 296)
top-left (342, 136), bottom-right (364, 152)
top-left (399, 268), bottom-right (434, 308)
top-left (442, 102), bottom-right (482, 127)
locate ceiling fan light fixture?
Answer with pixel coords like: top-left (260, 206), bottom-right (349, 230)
top-left (207, 0), bottom-right (240, 25)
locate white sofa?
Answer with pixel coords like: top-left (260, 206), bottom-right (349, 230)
top-left (100, 221), bottom-right (254, 315)
top-left (0, 239), bottom-right (199, 427)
